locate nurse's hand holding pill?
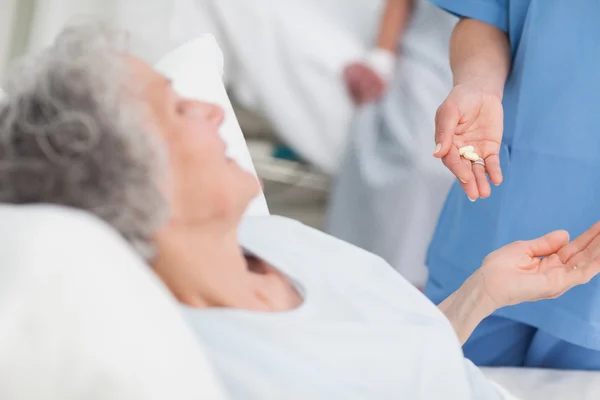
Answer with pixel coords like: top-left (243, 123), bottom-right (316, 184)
top-left (433, 82), bottom-right (504, 201)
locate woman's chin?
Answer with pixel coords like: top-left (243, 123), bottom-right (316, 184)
top-left (229, 161), bottom-right (262, 200)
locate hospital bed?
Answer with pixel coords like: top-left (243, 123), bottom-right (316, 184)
top-left (0, 36), bottom-right (599, 400)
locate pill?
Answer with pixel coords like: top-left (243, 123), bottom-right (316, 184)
top-left (458, 146), bottom-right (474, 156)
top-left (463, 151), bottom-right (480, 161)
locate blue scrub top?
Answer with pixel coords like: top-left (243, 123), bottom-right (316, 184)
top-left (426, 0), bottom-right (600, 349)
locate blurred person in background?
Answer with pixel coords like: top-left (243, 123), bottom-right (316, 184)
top-left (327, 0), bottom-right (457, 288)
top-left (426, 1), bottom-right (600, 370)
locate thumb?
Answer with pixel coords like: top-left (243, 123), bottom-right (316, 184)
top-left (434, 100), bottom-right (460, 158)
top-left (527, 230), bottom-right (570, 257)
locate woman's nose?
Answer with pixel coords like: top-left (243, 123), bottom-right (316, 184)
top-left (202, 103), bottom-right (225, 126)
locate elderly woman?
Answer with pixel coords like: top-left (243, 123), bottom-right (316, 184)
top-left (2, 24), bottom-right (600, 399)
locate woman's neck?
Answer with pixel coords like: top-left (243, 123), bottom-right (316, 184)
top-left (153, 221), bottom-right (267, 309)
top-left (153, 219), bottom-right (303, 312)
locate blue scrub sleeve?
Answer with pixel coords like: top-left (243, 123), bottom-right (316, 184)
top-left (429, 0), bottom-right (509, 33)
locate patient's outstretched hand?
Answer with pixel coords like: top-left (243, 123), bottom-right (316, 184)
top-left (477, 230), bottom-right (600, 309)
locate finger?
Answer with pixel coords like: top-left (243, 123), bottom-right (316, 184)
top-left (460, 175), bottom-right (480, 201)
top-left (563, 232), bottom-right (600, 270)
top-left (527, 230), bottom-right (570, 258)
top-left (550, 259), bottom-right (600, 294)
top-left (442, 147), bottom-right (474, 186)
top-left (557, 221), bottom-right (600, 263)
top-left (485, 154), bottom-right (503, 186)
top-left (450, 157), bottom-right (479, 200)
top-left (539, 253), bottom-right (565, 269)
top-left (577, 258), bottom-right (600, 282)
top-left (460, 158), bottom-right (480, 200)
top-left (473, 162), bottom-right (491, 198)
top-left (434, 100), bottom-right (460, 157)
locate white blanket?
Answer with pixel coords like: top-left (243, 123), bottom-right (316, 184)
top-left (482, 367), bottom-right (600, 399)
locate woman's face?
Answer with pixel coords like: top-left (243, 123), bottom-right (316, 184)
top-left (131, 57), bottom-right (260, 227)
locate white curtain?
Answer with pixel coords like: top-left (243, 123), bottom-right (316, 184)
top-left (172, 0), bottom-right (384, 173)
top-left (1, 0), bottom-right (386, 174)
top-left (1, 0), bottom-right (384, 173)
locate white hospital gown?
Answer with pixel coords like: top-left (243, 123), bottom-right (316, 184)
top-left (183, 216), bottom-right (514, 400)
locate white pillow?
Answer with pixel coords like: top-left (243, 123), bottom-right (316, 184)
top-left (155, 35), bottom-right (269, 217)
top-left (0, 205), bottom-right (226, 400)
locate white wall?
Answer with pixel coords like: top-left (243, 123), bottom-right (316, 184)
top-left (0, 0), bottom-right (19, 79)
top-left (0, 0), bottom-right (39, 80)
top-left (1, 0), bottom-right (177, 78)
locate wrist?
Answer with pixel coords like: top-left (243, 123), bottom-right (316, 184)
top-left (364, 47), bottom-right (396, 83)
top-left (453, 74), bottom-right (505, 101)
top-left (463, 271), bottom-right (499, 316)
top-left (438, 271), bottom-right (498, 344)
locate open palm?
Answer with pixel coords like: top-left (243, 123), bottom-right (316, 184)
top-left (478, 231), bottom-right (600, 309)
top-left (434, 84), bottom-right (504, 200)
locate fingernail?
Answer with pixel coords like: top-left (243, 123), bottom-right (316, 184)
top-left (460, 178), bottom-right (467, 184)
top-left (468, 197), bottom-right (477, 202)
top-left (434, 143), bottom-right (441, 154)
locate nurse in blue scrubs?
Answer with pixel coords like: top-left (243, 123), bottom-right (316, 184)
top-left (425, 0), bottom-right (600, 370)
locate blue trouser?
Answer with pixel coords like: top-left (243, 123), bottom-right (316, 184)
top-left (464, 315), bottom-right (600, 370)
top-left (426, 278), bottom-right (600, 370)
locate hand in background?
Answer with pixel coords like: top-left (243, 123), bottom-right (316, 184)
top-left (343, 62), bottom-right (386, 105)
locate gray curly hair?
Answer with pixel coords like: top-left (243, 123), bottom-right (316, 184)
top-left (0, 22), bottom-right (168, 260)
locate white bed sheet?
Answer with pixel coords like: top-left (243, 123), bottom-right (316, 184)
top-left (482, 367), bottom-right (600, 399)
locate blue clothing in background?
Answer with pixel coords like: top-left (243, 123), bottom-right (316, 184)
top-left (426, 0), bottom-right (600, 368)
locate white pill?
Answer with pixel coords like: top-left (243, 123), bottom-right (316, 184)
top-left (463, 151), bottom-right (480, 161)
top-left (458, 146), bottom-right (475, 156)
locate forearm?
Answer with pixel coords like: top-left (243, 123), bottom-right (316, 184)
top-left (450, 18), bottom-right (511, 99)
top-left (375, 0), bottom-right (414, 52)
top-left (438, 272), bottom-right (497, 345)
